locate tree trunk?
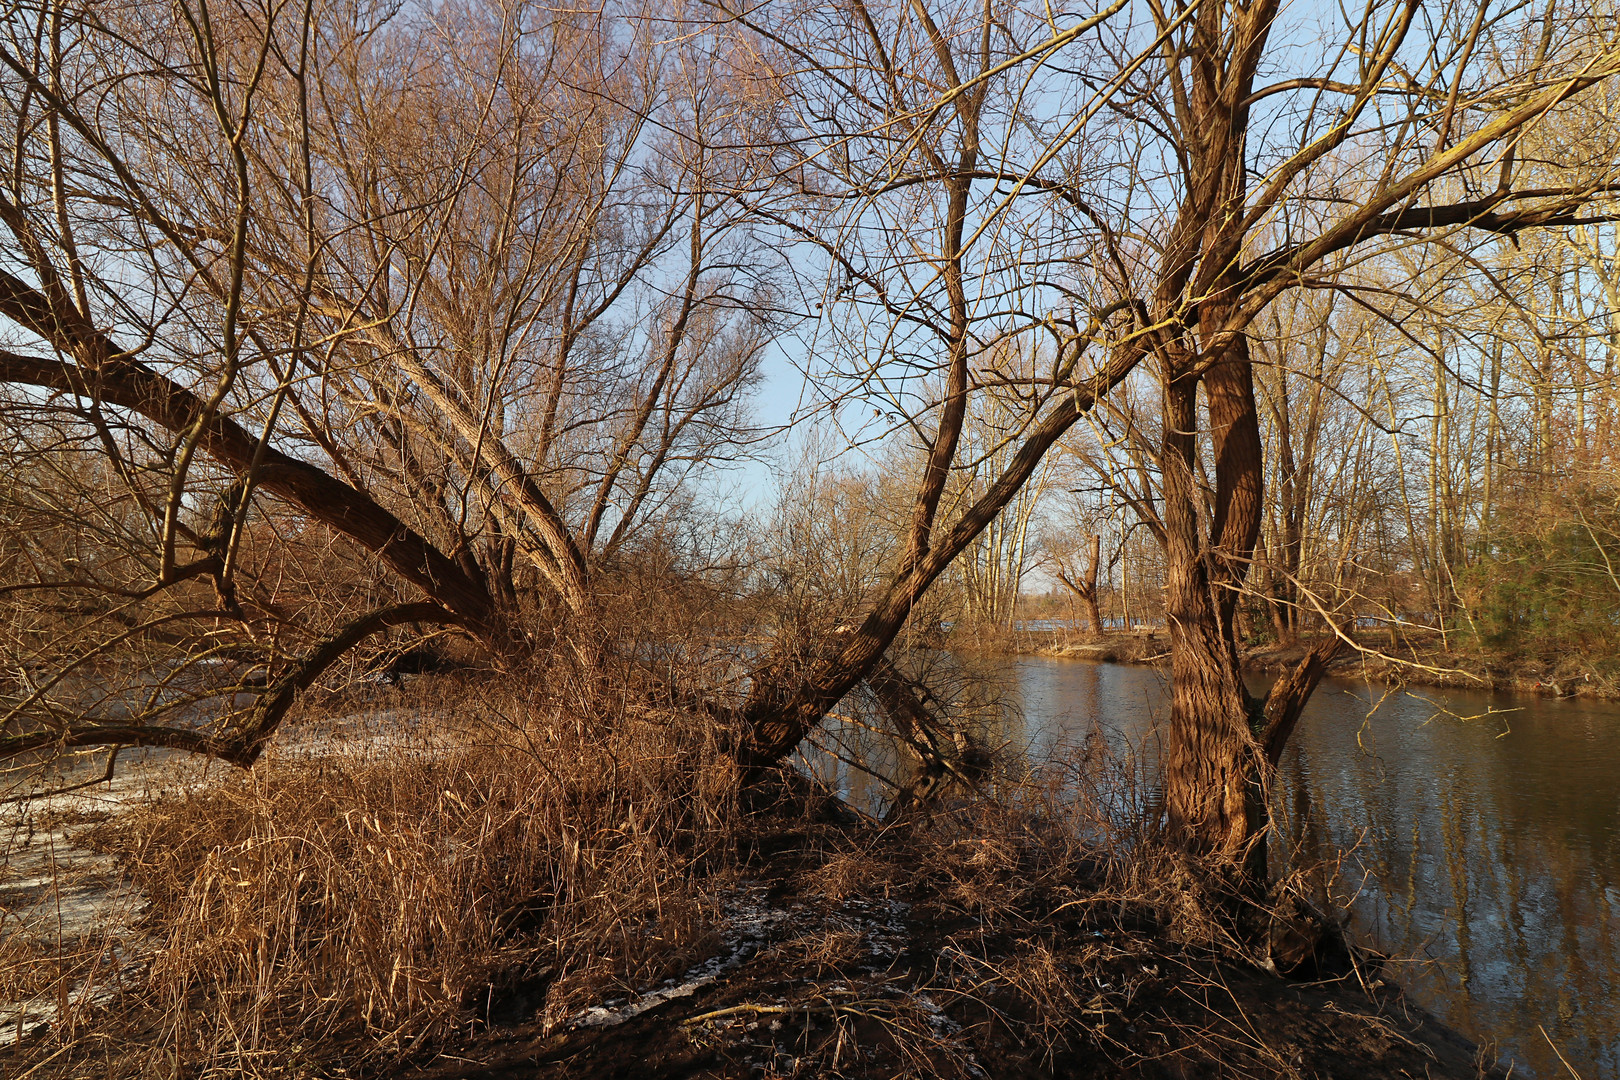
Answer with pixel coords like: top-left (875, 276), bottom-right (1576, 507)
top-left (1080, 532), bottom-right (1104, 634)
top-left (1083, 590), bottom-right (1104, 637)
top-left (1157, 329), bottom-right (1338, 871)
top-left (1159, 365), bottom-right (1259, 858)
top-left (736, 342), bottom-right (1146, 776)
top-left (1055, 533), bottom-right (1105, 636)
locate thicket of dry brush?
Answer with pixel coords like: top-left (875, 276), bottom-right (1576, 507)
top-left (5, 667), bottom-right (1448, 1080)
top-left (5, 670), bottom-right (740, 1068)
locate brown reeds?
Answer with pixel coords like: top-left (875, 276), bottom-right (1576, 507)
top-left (3, 667), bottom-right (746, 1077)
top-left (1, 666), bottom-right (1495, 1080)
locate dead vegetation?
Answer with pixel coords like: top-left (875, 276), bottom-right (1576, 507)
top-left (2, 672), bottom-right (1498, 1080)
top-left (2, 668), bottom-right (745, 1075)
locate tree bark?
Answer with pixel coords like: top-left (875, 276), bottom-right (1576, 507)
top-left (1159, 359), bottom-right (1258, 857)
top-left (0, 266), bottom-right (507, 645)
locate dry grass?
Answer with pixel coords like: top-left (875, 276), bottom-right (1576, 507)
top-left (805, 851), bottom-right (903, 903)
top-left (1, 669), bottom-right (1486, 1080)
top-left (827, 745), bottom-right (1412, 1078)
top-left (2, 668), bottom-right (747, 1078)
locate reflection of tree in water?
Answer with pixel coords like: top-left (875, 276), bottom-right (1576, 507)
top-left (881, 657), bottom-right (1620, 1076)
top-left (797, 650), bottom-right (1019, 818)
top-left (1272, 689), bottom-right (1620, 1078)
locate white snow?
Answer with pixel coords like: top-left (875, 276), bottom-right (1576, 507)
top-left (569, 887), bottom-right (795, 1029)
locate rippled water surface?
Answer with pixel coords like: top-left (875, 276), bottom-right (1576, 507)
top-left (1001, 656), bottom-right (1620, 1078)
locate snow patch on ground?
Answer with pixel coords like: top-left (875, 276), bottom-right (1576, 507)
top-left (570, 887), bottom-right (797, 1029)
top-left (0, 749), bottom-right (208, 1044)
top-left (567, 885), bottom-right (993, 1077)
top-left (834, 895), bottom-right (911, 968)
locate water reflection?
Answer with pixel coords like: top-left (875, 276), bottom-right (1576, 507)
top-left (1004, 656), bottom-right (1619, 1078)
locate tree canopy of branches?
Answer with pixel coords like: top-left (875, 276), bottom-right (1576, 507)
top-left (714, 0), bottom-right (1620, 861)
top-left (0, 0), bottom-right (770, 762)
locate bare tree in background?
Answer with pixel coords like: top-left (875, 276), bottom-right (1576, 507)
top-left (1045, 530), bottom-right (1106, 636)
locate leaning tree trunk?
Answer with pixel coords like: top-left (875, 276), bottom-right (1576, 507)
top-left (735, 340), bottom-right (1147, 778)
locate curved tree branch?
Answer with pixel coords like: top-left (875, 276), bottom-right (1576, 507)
top-left (0, 336), bottom-right (500, 638)
top-left (0, 602), bottom-right (463, 766)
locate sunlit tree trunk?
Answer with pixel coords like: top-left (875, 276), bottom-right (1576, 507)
top-left (1160, 357), bottom-right (1261, 857)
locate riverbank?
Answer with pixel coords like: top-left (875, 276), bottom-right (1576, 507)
top-left (1019, 629), bottom-right (1620, 701)
top-left (1, 694), bottom-right (1509, 1080)
top-left (397, 808), bottom-right (1499, 1080)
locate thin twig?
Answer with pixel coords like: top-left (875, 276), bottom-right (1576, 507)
top-left (1, 745), bottom-right (122, 805)
top-left (1540, 1024), bottom-right (1584, 1080)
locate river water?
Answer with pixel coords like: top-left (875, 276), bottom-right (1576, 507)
top-left (999, 655), bottom-right (1619, 1078)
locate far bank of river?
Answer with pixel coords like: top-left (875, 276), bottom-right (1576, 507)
top-left (993, 654), bottom-right (1620, 1079)
top-left (988, 626), bottom-right (1620, 701)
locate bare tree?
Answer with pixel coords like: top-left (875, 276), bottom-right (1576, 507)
top-left (1046, 530), bottom-right (1105, 636)
top-left (715, 0), bottom-right (1143, 772)
top-left (716, 0), bottom-right (1620, 870)
top-left (0, 0), bottom-right (769, 764)
top-left (5, 0), bottom-right (1619, 880)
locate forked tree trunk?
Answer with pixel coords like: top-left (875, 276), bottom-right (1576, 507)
top-left (1159, 310), bottom-right (1328, 870)
top-left (1055, 533), bottom-right (1105, 636)
top-left (1159, 367), bottom-right (1260, 858)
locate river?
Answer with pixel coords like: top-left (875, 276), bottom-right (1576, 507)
top-left (1000, 655), bottom-right (1620, 1078)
